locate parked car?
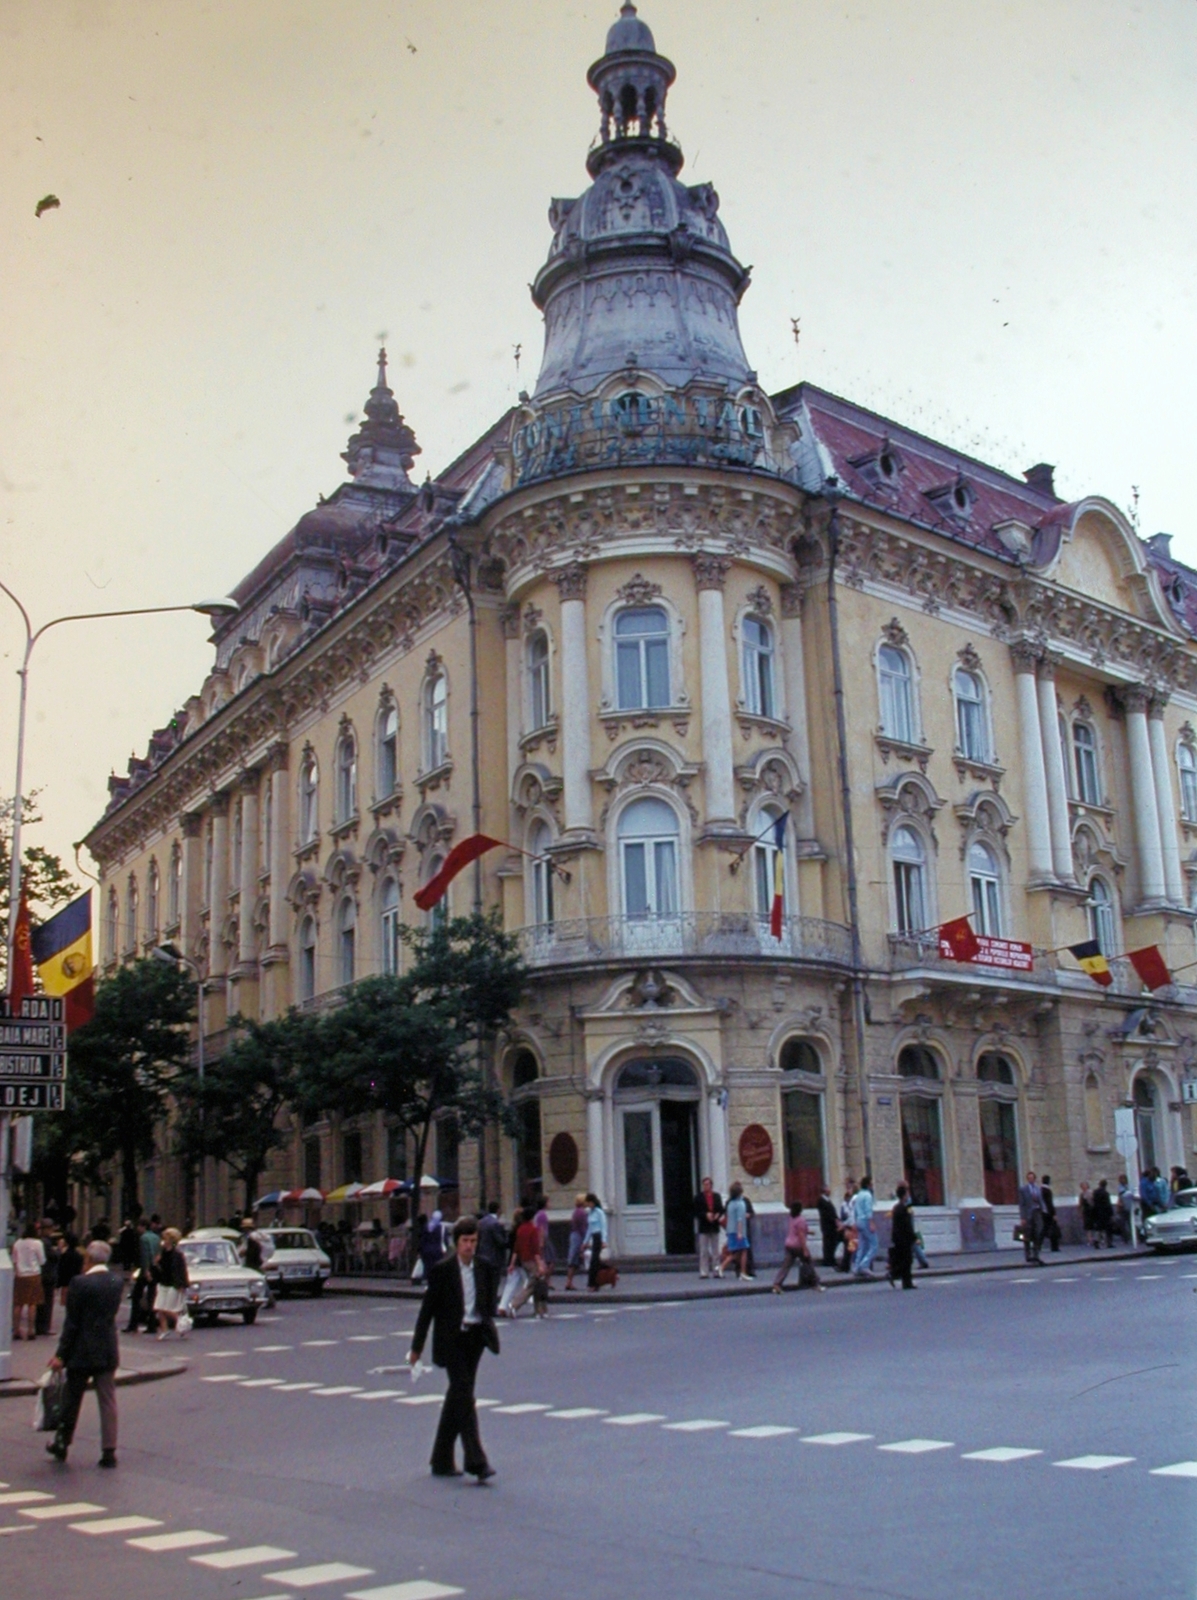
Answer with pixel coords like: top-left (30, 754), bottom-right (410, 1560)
top-left (180, 1236), bottom-right (270, 1324)
top-left (1142, 1188), bottom-right (1197, 1252)
top-left (258, 1227), bottom-right (332, 1296)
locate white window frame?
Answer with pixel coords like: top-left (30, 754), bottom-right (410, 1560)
top-left (891, 824), bottom-right (928, 936)
top-left (337, 897), bottom-right (356, 987)
top-left (1178, 743), bottom-right (1197, 822)
top-left (741, 615), bottom-right (776, 719)
top-left (298, 915), bottom-right (317, 1000)
top-left (1073, 722), bottom-right (1101, 806)
top-left (380, 877), bottom-right (401, 976)
top-left (617, 796), bottom-right (681, 919)
top-left (377, 700), bottom-right (399, 799)
top-left (527, 630), bottom-right (551, 731)
top-left (953, 667), bottom-right (989, 762)
top-left (1088, 873), bottom-right (1118, 955)
top-left (335, 727), bottom-right (358, 823)
top-left (528, 820), bottom-right (555, 927)
top-left (425, 671), bottom-right (449, 770)
top-left (967, 840), bottom-right (1003, 936)
top-left (614, 606), bottom-right (671, 711)
top-left (299, 752), bottom-right (319, 844)
top-left (126, 876), bottom-right (139, 952)
top-left (106, 888), bottom-right (119, 959)
top-left (168, 841), bottom-right (181, 926)
top-left (146, 859), bottom-right (160, 940)
top-left (878, 644), bottom-right (917, 744)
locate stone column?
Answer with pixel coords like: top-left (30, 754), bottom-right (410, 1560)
top-left (208, 793), bottom-right (230, 977)
top-left (693, 553), bottom-right (737, 829)
top-left (585, 1090), bottom-right (605, 1200)
top-left (707, 1090), bottom-right (730, 1196)
top-left (179, 812), bottom-right (204, 961)
top-left (1125, 684), bottom-right (1167, 905)
top-left (502, 603), bottom-right (522, 800)
top-left (779, 581), bottom-right (814, 837)
top-left (1010, 642), bottom-right (1054, 884)
top-left (267, 744), bottom-right (290, 956)
top-left (238, 771), bottom-right (261, 967)
top-left (553, 563), bottom-right (593, 836)
top-left (1036, 652), bottom-right (1075, 883)
top-left (1148, 694), bottom-right (1184, 905)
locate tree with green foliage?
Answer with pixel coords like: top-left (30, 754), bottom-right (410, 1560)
top-left (63, 957), bottom-right (195, 1220)
top-left (175, 1009), bottom-right (322, 1215)
top-left (0, 793), bottom-right (80, 987)
top-left (298, 911), bottom-right (526, 1221)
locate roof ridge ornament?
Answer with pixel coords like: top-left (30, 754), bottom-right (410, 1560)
top-left (341, 346), bottom-right (421, 491)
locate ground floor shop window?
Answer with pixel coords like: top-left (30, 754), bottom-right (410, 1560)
top-left (901, 1095), bottom-right (944, 1206)
top-left (980, 1099), bottom-right (1018, 1205)
top-left (782, 1088), bottom-right (825, 1206)
top-left (515, 1098), bottom-right (543, 1200)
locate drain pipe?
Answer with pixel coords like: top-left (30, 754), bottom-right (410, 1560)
top-left (823, 496), bottom-right (873, 1182)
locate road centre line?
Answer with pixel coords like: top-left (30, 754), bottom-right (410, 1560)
top-left (202, 1375), bottom-right (247, 1383)
top-left (801, 1433), bottom-right (873, 1446)
top-left (1151, 1462), bottom-right (1197, 1477)
top-left (492, 1403), bottom-right (553, 1414)
top-left (272, 1382), bottom-right (322, 1391)
top-left (730, 1425), bottom-right (797, 1439)
top-left (545, 1408), bottom-right (608, 1419)
top-left (254, 1344), bottom-right (292, 1352)
top-left (352, 1390), bottom-right (405, 1400)
top-left (301, 1340), bottom-right (338, 1347)
top-left (0, 1491), bottom-right (55, 1505)
top-left (240, 1378), bottom-right (285, 1388)
top-left (311, 1386), bottom-right (363, 1396)
top-left (603, 1413), bottom-right (666, 1426)
top-left (662, 1419), bottom-right (729, 1432)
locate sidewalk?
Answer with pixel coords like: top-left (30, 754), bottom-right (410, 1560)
top-left (0, 1329), bottom-right (189, 1399)
top-left (327, 1241), bottom-right (1155, 1305)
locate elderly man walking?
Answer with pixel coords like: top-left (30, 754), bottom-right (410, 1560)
top-left (46, 1239), bottom-right (124, 1467)
top-left (1017, 1170), bottom-right (1047, 1265)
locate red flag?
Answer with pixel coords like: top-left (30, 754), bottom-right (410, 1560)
top-left (64, 971), bottom-right (95, 1029)
top-left (414, 835), bottom-right (504, 911)
top-left (1127, 945), bottom-right (1172, 991)
top-left (938, 916), bottom-right (981, 963)
top-left (7, 890), bottom-right (34, 1004)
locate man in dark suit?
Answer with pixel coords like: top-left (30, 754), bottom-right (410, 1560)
top-left (816, 1186), bottom-right (840, 1269)
top-left (692, 1177), bottom-right (723, 1278)
top-left (47, 1239), bottom-right (124, 1467)
top-left (409, 1215), bottom-right (499, 1482)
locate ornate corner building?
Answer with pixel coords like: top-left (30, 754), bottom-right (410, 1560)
top-left (85, 4), bottom-right (1197, 1255)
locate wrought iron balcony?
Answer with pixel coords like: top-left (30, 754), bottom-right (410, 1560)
top-left (516, 912), bottom-right (854, 968)
top-left (887, 932), bottom-right (1056, 987)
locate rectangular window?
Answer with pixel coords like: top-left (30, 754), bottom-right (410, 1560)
top-left (623, 842), bottom-right (649, 917)
top-left (900, 1095), bottom-right (944, 1207)
top-left (342, 1130), bottom-right (364, 1185)
top-left (653, 840), bottom-right (678, 916)
top-left (622, 1110), bottom-right (656, 1206)
top-left (516, 1100), bottom-right (543, 1197)
top-left (980, 1099), bottom-right (1018, 1206)
top-left (616, 640), bottom-right (643, 708)
top-left (435, 1118), bottom-right (460, 1188)
top-left (971, 875), bottom-right (1001, 937)
top-left (386, 1124), bottom-right (408, 1182)
top-left (894, 861), bottom-right (925, 936)
top-left (644, 638), bottom-right (669, 707)
top-left (304, 1138), bottom-right (322, 1192)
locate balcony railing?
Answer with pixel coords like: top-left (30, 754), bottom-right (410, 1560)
top-left (887, 932), bottom-right (1056, 986)
top-left (517, 912), bottom-right (854, 968)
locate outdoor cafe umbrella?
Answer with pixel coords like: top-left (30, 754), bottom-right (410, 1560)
top-left (358, 1178), bottom-right (404, 1198)
top-left (254, 1190), bottom-right (288, 1207)
top-left (324, 1183), bottom-right (366, 1203)
top-left (285, 1187), bottom-right (326, 1203)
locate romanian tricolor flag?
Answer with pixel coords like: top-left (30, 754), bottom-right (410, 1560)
top-left (31, 891), bottom-right (95, 1029)
top-left (1067, 938), bottom-right (1113, 988)
top-left (770, 813), bottom-right (787, 939)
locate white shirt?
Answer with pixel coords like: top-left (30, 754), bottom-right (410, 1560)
top-left (12, 1237), bottom-right (45, 1276)
top-left (459, 1258), bottom-right (478, 1326)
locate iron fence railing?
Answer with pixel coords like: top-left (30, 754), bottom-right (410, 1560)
top-left (516, 912), bottom-right (854, 968)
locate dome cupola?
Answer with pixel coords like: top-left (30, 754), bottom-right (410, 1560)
top-left (586, 2), bottom-right (680, 178)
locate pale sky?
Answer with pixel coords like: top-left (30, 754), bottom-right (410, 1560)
top-left (2, 0), bottom-right (1195, 879)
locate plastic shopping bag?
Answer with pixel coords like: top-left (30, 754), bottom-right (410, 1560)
top-left (33, 1368), bottom-right (66, 1433)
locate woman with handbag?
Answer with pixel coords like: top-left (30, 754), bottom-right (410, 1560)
top-left (153, 1228), bottom-right (190, 1339)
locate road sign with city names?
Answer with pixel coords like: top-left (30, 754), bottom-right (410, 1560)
top-left (0, 1019), bottom-right (66, 1051)
top-left (0, 1053), bottom-right (65, 1081)
top-left (0, 1081), bottom-right (64, 1110)
top-left (0, 995), bottom-right (64, 1022)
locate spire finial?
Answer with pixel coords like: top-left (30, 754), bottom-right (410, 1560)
top-left (376, 346), bottom-right (388, 389)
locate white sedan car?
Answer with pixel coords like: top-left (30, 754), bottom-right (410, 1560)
top-left (1142, 1188), bottom-right (1197, 1252)
top-left (258, 1227), bottom-right (332, 1297)
top-left (179, 1237), bottom-right (270, 1325)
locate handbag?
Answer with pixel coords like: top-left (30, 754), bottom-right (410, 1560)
top-left (176, 1311), bottom-right (193, 1335)
top-left (33, 1368), bottom-right (66, 1433)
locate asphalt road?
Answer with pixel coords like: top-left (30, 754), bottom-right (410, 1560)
top-left (3, 1256), bottom-right (1195, 1600)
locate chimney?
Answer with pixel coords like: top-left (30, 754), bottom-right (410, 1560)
top-left (1022, 463), bottom-right (1056, 497)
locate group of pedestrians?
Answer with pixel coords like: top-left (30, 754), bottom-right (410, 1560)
top-left (123, 1218), bottom-right (191, 1338)
top-left (10, 1219), bottom-right (84, 1341)
top-left (691, 1177), bottom-right (757, 1280)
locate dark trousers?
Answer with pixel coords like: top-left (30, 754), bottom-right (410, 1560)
top-left (430, 1326), bottom-right (489, 1475)
top-left (820, 1228), bottom-right (838, 1268)
top-left (59, 1368), bottom-right (118, 1453)
top-left (35, 1269), bottom-right (55, 1335)
top-left (587, 1235), bottom-right (603, 1289)
top-left (1022, 1212), bottom-right (1044, 1262)
top-left (126, 1272), bottom-right (154, 1331)
top-left (889, 1243), bottom-right (914, 1289)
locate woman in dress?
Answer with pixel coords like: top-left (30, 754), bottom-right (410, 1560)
top-left (564, 1193), bottom-right (589, 1292)
top-left (153, 1227), bottom-right (190, 1339)
top-left (718, 1182), bottom-right (749, 1280)
top-left (11, 1223), bottom-right (46, 1341)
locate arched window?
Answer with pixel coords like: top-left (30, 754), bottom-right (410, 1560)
top-left (425, 671), bottom-right (448, 768)
top-left (898, 1044), bottom-right (941, 1079)
top-left (337, 898), bottom-right (356, 987)
top-left (105, 887), bottom-right (119, 959)
top-left (335, 727), bottom-right (358, 823)
top-left (509, 1049), bottom-right (543, 1200)
top-left (618, 796), bottom-right (679, 919)
top-left (1083, 1071), bottom-right (1105, 1149)
top-left (425, 856), bottom-right (448, 929)
top-left (977, 1052), bottom-right (1015, 1084)
top-left (1073, 722), bottom-right (1100, 805)
top-left (529, 820), bottom-right (554, 927)
top-left (891, 825), bottom-right (927, 935)
top-left (615, 607), bottom-right (670, 710)
top-left (753, 807), bottom-right (789, 928)
top-left (299, 752), bottom-right (319, 845)
top-left (954, 667), bottom-right (987, 761)
top-left (1134, 1075), bottom-right (1160, 1172)
top-left (511, 1049), bottom-right (540, 1089)
top-left (377, 702), bottom-right (399, 799)
top-left (527, 631), bottom-right (551, 730)
top-left (878, 644), bottom-right (915, 743)
top-left (968, 840), bottom-right (1002, 937)
top-left (146, 860), bottom-right (160, 940)
top-left (779, 1039), bottom-right (823, 1075)
top-left (782, 1087), bottom-right (825, 1206)
top-left (168, 841), bottom-right (182, 926)
top-left (1088, 874), bottom-right (1117, 955)
top-left (298, 915), bottom-right (317, 1001)
top-left (742, 616), bottom-right (775, 719)
top-left (977, 1052), bottom-right (1019, 1205)
top-left (1179, 744), bottom-right (1197, 822)
top-left (380, 878), bottom-right (401, 976)
top-left (126, 876), bottom-right (139, 951)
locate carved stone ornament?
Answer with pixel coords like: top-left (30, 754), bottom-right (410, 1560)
top-left (1123, 682), bottom-right (1152, 716)
top-left (1072, 694), bottom-right (1093, 720)
top-left (1009, 639), bottom-right (1039, 674)
top-left (551, 562), bottom-right (588, 602)
top-left (615, 573), bottom-right (662, 607)
top-left (522, 603), bottom-right (544, 636)
top-left (624, 749), bottom-right (673, 787)
top-left (878, 774), bottom-right (944, 845)
top-left (957, 642), bottom-right (982, 674)
top-left (881, 617), bottom-right (909, 648)
top-left (692, 553), bottom-right (730, 591)
top-left (1181, 722), bottom-right (1197, 753)
top-left (745, 583), bottom-right (773, 617)
top-left (779, 581), bottom-right (803, 619)
top-left (501, 603), bottom-right (521, 640)
top-left (425, 648), bottom-right (443, 674)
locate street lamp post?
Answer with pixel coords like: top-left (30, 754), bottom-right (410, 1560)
top-left (152, 943), bottom-right (207, 1226)
top-left (0, 583), bottom-right (237, 1382)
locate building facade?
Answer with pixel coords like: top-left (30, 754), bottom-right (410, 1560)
top-left (85, 4), bottom-right (1197, 1254)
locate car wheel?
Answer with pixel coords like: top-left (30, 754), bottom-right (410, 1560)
top-left (242, 1307), bottom-right (258, 1325)
top-left (310, 1281), bottom-right (324, 1298)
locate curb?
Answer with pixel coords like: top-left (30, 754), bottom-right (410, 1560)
top-left (326, 1247), bottom-right (1155, 1306)
top-left (0, 1360), bottom-right (189, 1400)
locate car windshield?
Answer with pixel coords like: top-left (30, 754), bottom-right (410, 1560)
top-left (181, 1241), bottom-right (238, 1266)
top-left (269, 1231), bottom-right (316, 1250)
top-left (1170, 1191), bottom-right (1197, 1209)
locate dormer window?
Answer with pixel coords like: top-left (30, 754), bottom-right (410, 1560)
top-left (878, 448), bottom-right (897, 481)
top-left (925, 474), bottom-right (975, 521)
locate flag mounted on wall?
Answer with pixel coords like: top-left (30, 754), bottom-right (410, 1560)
top-left (1067, 938), bottom-right (1113, 988)
top-left (30, 890), bottom-right (95, 1028)
top-left (1127, 945), bottom-right (1172, 992)
top-left (414, 835), bottom-right (504, 912)
top-left (769, 814), bottom-right (787, 938)
top-left (939, 916), bottom-right (981, 963)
